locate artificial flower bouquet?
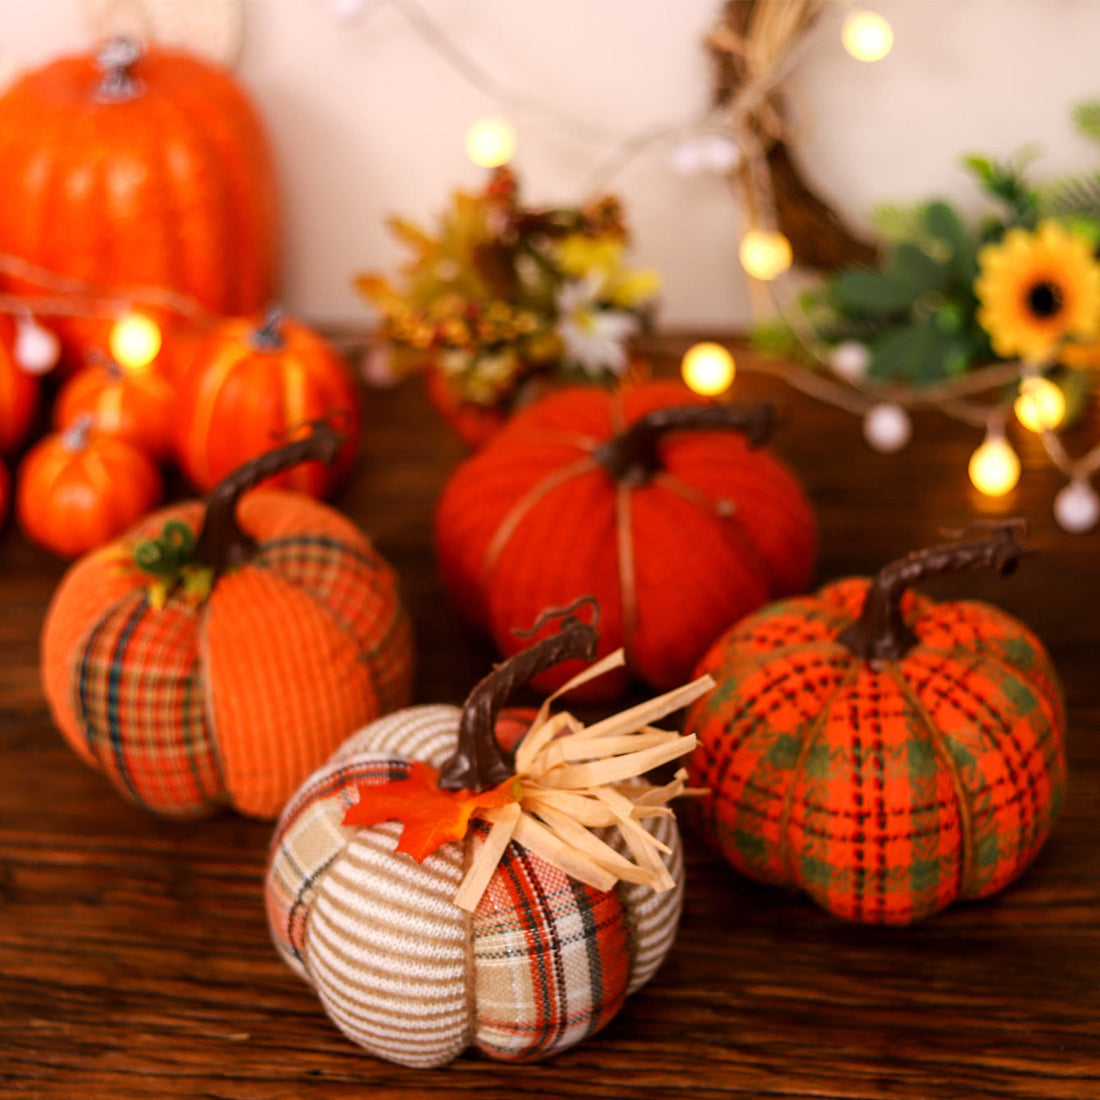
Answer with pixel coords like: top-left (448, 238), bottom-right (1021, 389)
top-left (355, 167), bottom-right (660, 444)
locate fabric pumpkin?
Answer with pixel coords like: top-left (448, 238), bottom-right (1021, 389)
top-left (17, 417), bottom-right (162, 557)
top-left (54, 357), bottom-right (177, 462)
top-left (0, 39), bottom-right (279, 366)
top-left (0, 312), bottom-right (40, 454)
top-left (685, 524), bottom-right (1067, 925)
top-left (40, 423), bottom-right (412, 819)
top-left (435, 380), bottom-right (816, 701)
top-left (176, 308), bottom-right (360, 499)
top-left (266, 614), bottom-right (707, 1067)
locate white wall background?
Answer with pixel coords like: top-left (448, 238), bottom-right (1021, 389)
top-left (2, 0), bottom-right (1100, 332)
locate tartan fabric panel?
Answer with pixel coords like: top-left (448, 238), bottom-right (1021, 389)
top-left (72, 589), bottom-right (223, 817)
top-left (471, 827), bottom-right (632, 1061)
top-left (258, 533), bottom-right (414, 715)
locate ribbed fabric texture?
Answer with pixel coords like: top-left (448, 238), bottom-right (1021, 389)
top-left (435, 381), bottom-right (816, 702)
top-left (265, 704), bottom-right (685, 1067)
top-left (40, 491), bottom-right (413, 820)
top-left (686, 578), bottom-right (1067, 924)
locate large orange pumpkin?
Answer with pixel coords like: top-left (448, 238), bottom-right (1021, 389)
top-left (0, 313), bottom-right (40, 454)
top-left (685, 524), bottom-right (1067, 924)
top-left (435, 380), bottom-right (817, 701)
top-left (40, 424), bottom-right (413, 820)
top-left (176, 309), bottom-right (360, 498)
top-left (0, 38), bottom-right (279, 365)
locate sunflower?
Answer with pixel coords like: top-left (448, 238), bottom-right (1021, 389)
top-left (975, 220), bottom-right (1100, 360)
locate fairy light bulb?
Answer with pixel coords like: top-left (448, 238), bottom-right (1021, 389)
top-left (1014, 376), bottom-right (1066, 433)
top-left (1054, 478), bottom-right (1100, 533)
top-left (862, 403), bottom-right (911, 453)
top-left (110, 311), bottom-right (161, 372)
top-left (842, 10), bottom-right (894, 62)
top-left (681, 342), bottom-right (735, 396)
top-left (14, 314), bottom-right (60, 375)
top-left (465, 117), bottom-right (516, 168)
top-left (969, 431), bottom-right (1021, 497)
top-left (739, 229), bottom-right (793, 281)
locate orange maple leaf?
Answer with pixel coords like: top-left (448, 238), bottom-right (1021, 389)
top-left (342, 760), bottom-right (521, 863)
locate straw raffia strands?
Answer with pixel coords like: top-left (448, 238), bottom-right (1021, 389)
top-left (454, 651), bottom-right (714, 912)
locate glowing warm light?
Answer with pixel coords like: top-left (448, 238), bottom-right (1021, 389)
top-left (969, 434), bottom-right (1021, 497)
top-left (1054, 479), bottom-right (1100, 533)
top-left (862, 402), bottom-right (911, 453)
top-left (110, 312), bottom-right (162, 372)
top-left (465, 117), bottom-right (516, 168)
top-left (739, 229), bottom-right (793, 282)
top-left (842, 10), bottom-right (894, 62)
top-left (1014, 376), bottom-right (1066, 432)
top-left (681, 341), bottom-right (735, 396)
top-left (14, 315), bottom-right (60, 374)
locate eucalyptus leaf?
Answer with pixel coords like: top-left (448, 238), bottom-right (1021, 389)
top-left (920, 201), bottom-right (978, 284)
top-left (868, 317), bottom-right (970, 386)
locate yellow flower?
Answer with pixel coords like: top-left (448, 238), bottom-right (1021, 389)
top-left (557, 234), bottom-right (624, 279)
top-left (975, 221), bottom-right (1100, 360)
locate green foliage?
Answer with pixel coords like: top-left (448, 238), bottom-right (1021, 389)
top-left (1041, 172), bottom-right (1100, 222)
top-left (1073, 99), bottom-right (1100, 144)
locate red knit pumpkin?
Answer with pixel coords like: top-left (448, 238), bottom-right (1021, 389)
top-left (435, 380), bottom-right (816, 700)
top-left (40, 424), bottom-right (413, 820)
top-left (176, 309), bottom-right (360, 498)
top-left (0, 39), bottom-right (279, 366)
top-left (685, 525), bottom-right (1067, 925)
top-left (0, 313), bottom-right (40, 454)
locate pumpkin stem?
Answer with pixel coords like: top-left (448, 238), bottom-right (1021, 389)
top-left (250, 305), bottom-right (286, 351)
top-left (837, 521), bottom-right (1028, 662)
top-left (439, 599), bottom-right (601, 792)
top-left (592, 402), bottom-right (773, 486)
top-left (95, 37), bottom-right (143, 102)
top-left (192, 420), bottom-right (346, 575)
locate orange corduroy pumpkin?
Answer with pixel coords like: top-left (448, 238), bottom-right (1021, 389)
top-left (0, 313), bottom-right (40, 454)
top-left (685, 524), bottom-right (1067, 925)
top-left (54, 357), bottom-right (176, 461)
top-left (40, 423), bottom-right (413, 819)
top-left (0, 39), bottom-right (279, 365)
top-left (435, 380), bottom-right (816, 701)
top-left (17, 417), bottom-right (162, 557)
top-left (176, 309), bottom-right (360, 498)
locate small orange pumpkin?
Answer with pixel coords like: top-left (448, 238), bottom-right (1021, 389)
top-left (0, 313), bottom-right (40, 454)
top-left (54, 357), bottom-right (176, 461)
top-left (685, 524), bottom-right (1067, 924)
top-left (17, 416), bottom-right (162, 557)
top-left (176, 308), bottom-right (360, 498)
top-left (41, 423), bottom-right (413, 819)
top-left (435, 380), bottom-right (816, 701)
top-left (0, 38), bottom-right (279, 366)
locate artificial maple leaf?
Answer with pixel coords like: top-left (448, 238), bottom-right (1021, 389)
top-left (343, 760), bottom-right (521, 863)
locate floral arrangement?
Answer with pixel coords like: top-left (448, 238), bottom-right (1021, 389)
top-left (770, 99), bottom-right (1100, 387)
top-left (355, 167), bottom-right (660, 412)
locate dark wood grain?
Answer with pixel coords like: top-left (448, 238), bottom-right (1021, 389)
top-left (2, 336), bottom-right (1099, 1100)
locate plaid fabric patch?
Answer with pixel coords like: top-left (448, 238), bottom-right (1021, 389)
top-left (688, 581), bottom-right (1066, 924)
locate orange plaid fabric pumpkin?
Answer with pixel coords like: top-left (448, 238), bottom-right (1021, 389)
top-left (40, 425), bottom-right (413, 819)
top-left (435, 380), bottom-right (816, 702)
top-left (685, 525), bottom-right (1067, 924)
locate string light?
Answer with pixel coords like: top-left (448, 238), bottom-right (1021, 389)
top-left (465, 117), bottom-right (516, 168)
top-left (1054, 478), bottom-right (1100, 533)
top-left (827, 340), bottom-right (871, 382)
top-left (862, 403), bottom-right (911, 454)
top-left (681, 341), bottom-right (735, 396)
top-left (969, 430), bottom-right (1021, 497)
top-left (109, 312), bottom-right (162, 372)
top-left (1014, 375), bottom-right (1066, 432)
top-left (739, 230), bottom-right (793, 282)
top-left (13, 314), bottom-right (60, 375)
top-left (841, 10), bottom-right (894, 62)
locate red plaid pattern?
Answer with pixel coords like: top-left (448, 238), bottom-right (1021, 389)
top-left (688, 578), bottom-right (1067, 924)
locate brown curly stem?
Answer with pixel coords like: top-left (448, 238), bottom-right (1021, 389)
top-left (250, 305), bottom-right (286, 351)
top-left (192, 421), bottom-right (345, 575)
top-left (439, 606), bottom-right (600, 792)
top-left (95, 38), bottom-right (143, 102)
top-left (837, 522), bottom-right (1028, 662)
top-left (592, 403), bottom-right (773, 487)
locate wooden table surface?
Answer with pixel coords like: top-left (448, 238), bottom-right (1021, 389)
top-left (2, 337), bottom-right (1099, 1100)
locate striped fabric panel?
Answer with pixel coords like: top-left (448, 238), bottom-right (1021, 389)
top-left (329, 705), bottom-right (462, 771)
top-left (303, 824), bottom-right (469, 1069)
top-left (72, 589), bottom-right (223, 817)
top-left (471, 829), bottom-right (631, 1062)
top-left (258, 535), bottom-right (414, 714)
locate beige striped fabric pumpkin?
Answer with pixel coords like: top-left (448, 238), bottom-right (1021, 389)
top-left (265, 704), bottom-right (684, 1067)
